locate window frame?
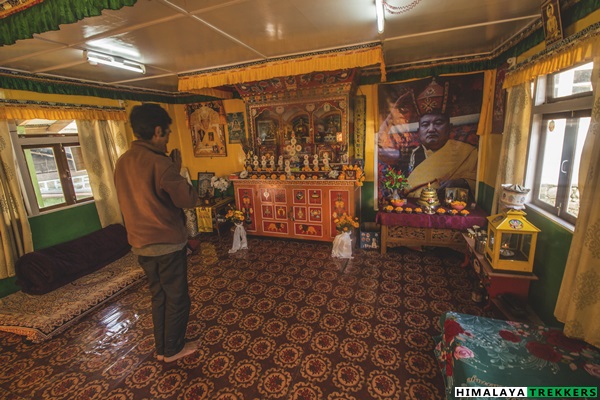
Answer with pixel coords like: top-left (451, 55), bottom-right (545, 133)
top-left (9, 122), bottom-right (94, 215)
top-left (526, 63), bottom-right (594, 226)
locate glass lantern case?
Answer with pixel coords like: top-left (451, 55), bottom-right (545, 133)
top-left (485, 210), bottom-right (540, 273)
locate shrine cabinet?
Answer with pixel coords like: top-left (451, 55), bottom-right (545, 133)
top-left (235, 69), bottom-right (358, 167)
top-left (232, 178), bottom-right (360, 242)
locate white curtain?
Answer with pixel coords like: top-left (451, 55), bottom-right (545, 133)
top-left (76, 120), bottom-right (128, 227)
top-left (0, 121), bottom-right (33, 278)
top-left (491, 83), bottom-right (532, 214)
top-left (555, 57), bottom-right (600, 348)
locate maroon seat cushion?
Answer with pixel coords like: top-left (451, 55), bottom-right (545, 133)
top-left (15, 224), bottom-right (131, 295)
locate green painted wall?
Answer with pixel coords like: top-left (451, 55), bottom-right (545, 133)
top-left (360, 181), bottom-right (377, 223)
top-left (29, 202), bottom-right (102, 250)
top-left (526, 208), bottom-right (571, 327)
top-left (477, 182), bottom-right (495, 215)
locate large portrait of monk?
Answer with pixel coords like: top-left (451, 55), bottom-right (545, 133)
top-left (376, 74), bottom-right (484, 206)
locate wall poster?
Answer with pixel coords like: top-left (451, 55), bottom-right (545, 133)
top-left (376, 74), bottom-right (484, 207)
top-left (227, 112), bottom-right (245, 143)
top-left (186, 101), bottom-right (227, 157)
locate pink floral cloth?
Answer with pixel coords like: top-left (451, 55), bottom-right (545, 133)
top-left (434, 312), bottom-right (600, 399)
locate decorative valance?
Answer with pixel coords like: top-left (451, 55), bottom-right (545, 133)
top-left (0, 0), bottom-right (137, 46)
top-left (0, 100), bottom-right (127, 121)
top-left (503, 22), bottom-right (600, 89)
top-left (178, 44), bottom-right (386, 92)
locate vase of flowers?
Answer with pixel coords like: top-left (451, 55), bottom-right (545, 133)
top-left (225, 206), bottom-right (248, 253)
top-left (211, 176), bottom-right (230, 198)
top-left (332, 213), bottom-right (359, 259)
top-left (225, 206), bottom-right (246, 226)
top-left (382, 168), bottom-right (410, 206)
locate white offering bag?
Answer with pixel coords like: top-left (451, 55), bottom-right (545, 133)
top-left (229, 223), bottom-right (248, 253)
top-left (331, 231), bottom-right (353, 258)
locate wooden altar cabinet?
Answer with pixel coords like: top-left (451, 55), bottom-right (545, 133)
top-left (232, 178), bottom-right (360, 242)
top-left (376, 206), bottom-right (488, 254)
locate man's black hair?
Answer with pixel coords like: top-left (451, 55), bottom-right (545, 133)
top-left (129, 103), bottom-right (172, 140)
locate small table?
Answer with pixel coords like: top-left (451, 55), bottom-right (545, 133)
top-left (195, 196), bottom-right (234, 236)
top-left (376, 205), bottom-right (488, 254)
top-left (462, 233), bottom-right (542, 324)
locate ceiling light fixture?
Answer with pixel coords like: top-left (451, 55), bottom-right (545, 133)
top-left (84, 50), bottom-right (146, 74)
top-left (376, 0), bottom-right (385, 34)
top-left (383, 0), bottom-right (423, 15)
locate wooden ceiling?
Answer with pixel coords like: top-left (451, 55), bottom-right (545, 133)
top-left (0, 0), bottom-right (545, 95)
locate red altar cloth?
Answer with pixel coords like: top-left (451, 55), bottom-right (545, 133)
top-left (376, 204), bottom-right (488, 230)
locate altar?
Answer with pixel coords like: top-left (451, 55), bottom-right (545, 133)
top-left (376, 205), bottom-right (488, 254)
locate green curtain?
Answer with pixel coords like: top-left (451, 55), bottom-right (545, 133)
top-left (1, 0), bottom-right (137, 46)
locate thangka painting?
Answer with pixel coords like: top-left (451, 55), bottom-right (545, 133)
top-left (491, 63), bottom-right (508, 134)
top-left (376, 74), bottom-right (484, 207)
top-left (186, 101), bottom-right (227, 157)
top-left (227, 112), bottom-right (245, 144)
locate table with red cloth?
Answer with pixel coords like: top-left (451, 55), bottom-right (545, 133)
top-left (375, 205), bottom-right (488, 254)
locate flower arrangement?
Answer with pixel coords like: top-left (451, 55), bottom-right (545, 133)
top-left (342, 164), bottom-right (366, 186)
top-left (460, 209), bottom-right (470, 216)
top-left (404, 207), bottom-right (413, 214)
top-left (448, 209), bottom-right (458, 215)
top-left (394, 207), bottom-right (403, 213)
top-left (383, 205), bottom-right (394, 212)
top-left (225, 206), bottom-right (245, 225)
top-left (414, 207), bottom-right (423, 214)
top-left (436, 207), bottom-right (447, 214)
top-left (382, 168), bottom-right (409, 192)
top-left (334, 213), bottom-right (359, 232)
top-left (211, 176), bottom-right (230, 193)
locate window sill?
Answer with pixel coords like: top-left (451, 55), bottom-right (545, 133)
top-left (525, 203), bottom-right (575, 234)
top-left (29, 199), bottom-right (96, 217)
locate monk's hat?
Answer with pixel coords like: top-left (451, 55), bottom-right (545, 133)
top-left (416, 78), bottom-right (449, 116)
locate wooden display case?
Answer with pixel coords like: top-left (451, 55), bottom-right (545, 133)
top-left (232, 178), bottom-right (360, 242)
top-left (235, 69), bottom-right (358, 167)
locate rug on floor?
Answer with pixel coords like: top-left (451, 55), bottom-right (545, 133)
top-left (0, 252), bottom-right (145, 343)
top-left (0, 236), bottom-right (501, 399)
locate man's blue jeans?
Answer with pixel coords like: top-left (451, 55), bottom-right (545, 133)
top-left (138, 248), bottom-right (190, 357)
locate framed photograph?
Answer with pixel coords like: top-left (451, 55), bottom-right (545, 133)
top-left (227, 112), bottom-right (245, 144)
top-left (542, 0), bottom-right (563, 46)
top-left (445, 187), bottom-right (469, 204)
top-left (197, 172), bottom-right (215, 198)
top-left (186, 101), bottom-right (228, 157)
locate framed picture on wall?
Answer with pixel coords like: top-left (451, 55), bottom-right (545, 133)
top-left (197, 172), bottom-right (215, 198)
top-left (227, 112), bottom-right (245, 144)
top-left (541, 0), bottom-right (563, 46)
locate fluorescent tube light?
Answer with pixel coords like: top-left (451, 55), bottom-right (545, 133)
top-left (376, 0), bottom-right (385, 34)
top-left (84, 50), bottom-right (146, 74)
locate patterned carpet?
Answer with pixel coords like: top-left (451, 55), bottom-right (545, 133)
top-left (0, 235), bottom-right (499, 400)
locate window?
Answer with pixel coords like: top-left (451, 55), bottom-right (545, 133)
top-left (528, 62), bottom-right (594, 225)
top-left (9, 119), bottom-right (93, 214)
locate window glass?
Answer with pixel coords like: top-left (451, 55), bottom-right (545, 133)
top-left (10, 119), bottom-right (93, 214)
top-left (528, 61), bottom-right (594, 225)
top-left (537, 119), bottom-right (566, 208)
top-left (23, 147), bottom-right (66, 209)
top-left (66, 145), bottom-right (92, 201)
top-left (551, 62), bottom-right (593, 98)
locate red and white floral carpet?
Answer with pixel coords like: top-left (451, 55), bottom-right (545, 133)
top-left (0, 235), bottom-right (498, 399)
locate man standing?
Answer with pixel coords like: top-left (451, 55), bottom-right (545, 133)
top-left (406, 111), bottom-right (477, 197)
top-left (115, 103), bottom-right (198, 363)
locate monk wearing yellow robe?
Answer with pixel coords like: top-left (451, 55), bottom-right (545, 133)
top-left (406, 113), bottom-right (477, 198)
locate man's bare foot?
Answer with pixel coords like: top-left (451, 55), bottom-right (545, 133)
top-left (163, 342), bottom-right (198, 363)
